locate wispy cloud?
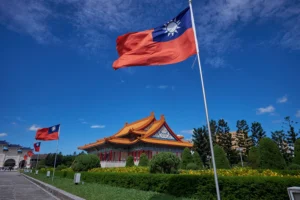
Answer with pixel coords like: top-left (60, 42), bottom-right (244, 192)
top-left (91, 125), bottom-right (105, 129)
top-left (180, 130), bottom-right (194, 134)
top-left (296, 110), bottom-right (300, 118)
top-left (205, 57), bottom-right (226, 68)
top-left (146, 85), bottom-right (152, 89)
top-left (16, 117), bottom-right (25, 122)
top-left (277, 95), bottom-right (288, 103)
top-left (158, 85), bottom-right (168, 89)
top-left (0, 133), bottom-right (7, 137)
top-left (28, 124), bottom-right (40, 131)
top-left (11, 122), bottom-right (17, 125)
top-left (78, 118), bottom-right (88, 124)
top-left (256, 105), bottom-right (275, 115)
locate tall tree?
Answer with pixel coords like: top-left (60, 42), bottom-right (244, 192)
top-left (236, 120), bottom-right (252, 154)
top-left (251, 122), bottom-right (266, 146)
top-left (271, 130), bottom-right (291, 164)
top-left (210, 119), bottom-right (218, 145)
top-left (181, 147), bottom-right (193, 169)
top-left (293, 139), bottom-right (300, 165)
top-left (216, 119), bottom-right (234, 164)
top-left (283, 116), bottom-right (299, 155)
top-left (192, 126), bottom-right (210, 166)
top-left (214, 145), bottom-right (230, 169)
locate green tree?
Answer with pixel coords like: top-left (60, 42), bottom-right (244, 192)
top-left (149, 152), bottom-right (180, 174)
top-left (192, 151), bottom-right (203, 169)
top-left (283, 116), bottom-right (299, 155)
top-left (192, 126), bottom-right (210, 166)
top-left (214, 145), bottom-right (230, 169)
top-left (126, 156), bottom-right (134, 167)
top-left (45, 153), bottom-right (63, 167)
top-left (251, 122), bottom-right (266, 146)
top-left (138, 153), bottom-right (149, 166)
top-left (258, 138), bottom-right (286, 169)
top-left (216, 119), bottom-right (234, 165)
top-left (248, 146), bottom-right (259, 168)
top-left (181, 147), bottom-right (193, 169)
top-left (293, 139), bottom-right (300, 165)
top-left (236, 120), bottom-right (252, 154)
top-left (271, 130), bottom-right (290, 164)
top-left (210, 119), bottom-right (218, 145)
top-left (72, 154), bottom-right (100, 172)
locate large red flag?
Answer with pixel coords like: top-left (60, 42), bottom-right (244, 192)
top-left (113, 7), bottom-right (196, 69)
top-left (34, 142), bottom-right (41, 152)
top-left (35, 124), bottom-right (60, 141)
top-left (27, 151), bottom-right (34, 157)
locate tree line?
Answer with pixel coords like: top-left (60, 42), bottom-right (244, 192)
top-left (192, 116), bottom-right (299, 168)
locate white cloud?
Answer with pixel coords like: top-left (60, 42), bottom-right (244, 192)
top-left (28, 124), bottom-right (40, 131)
top-left (256, 105), bottom-right (275, 115)
top-left (296, 110), bottom-right (300, 118)
top-left (158, 85), bottom-right (168, 89)
top-left (79, 118), bottom-right (88, 124)
top-left (180, 130), bottom-right (194, 134)
top-left (16, 117), bottom-right (25, 122)
top-left (277, 95), bottom-right (288, 103)
top-left (0, 133), bottom-right (7, 137)
top-left (91, 125), bottom-right (105, 129)
top-left (205, 57), bottom-right (226, 68)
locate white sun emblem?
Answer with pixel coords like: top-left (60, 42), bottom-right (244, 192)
top-left (163, 19), bottom-right (181, 37)
top-left (52, 126), bottom-right (56, 131)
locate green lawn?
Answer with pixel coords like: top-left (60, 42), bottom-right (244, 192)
top-left (26, 174), bottom-right (193, 200)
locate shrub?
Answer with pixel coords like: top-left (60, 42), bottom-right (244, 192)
top-left (248, 146), bottom-right (259, 169)
top-left (186, 163), bottom-right (198, 170)
top-left (181, 148), bottom-right (193, 169)
top-left (72, 154), bottom-right (100, 172)
top-left (126, 156), bottom-right (134, 167)
top-left (89, 166), bottom-right (148, 173)
top-left (192, 151), bottom-right (203, 169)
top-left (287, 164), bottom-right (300, 170)
top-left (138, 153), bottom-right (149, 167)
top-left (293, 139), bottom-right (300, 165)
top-left (150, 152), bottom-right (180, 174)
top-left (258, 138), bottom-right (286, 169)
top-left (214, 145), bottom-right (230, 169)
top-left (56, 164), bottom-right (67, 171)
top-left (78, 172), bottom-right (300, 199)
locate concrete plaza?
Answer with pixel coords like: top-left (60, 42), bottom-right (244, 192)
top-left (0, 172), bottom-right (56, 200)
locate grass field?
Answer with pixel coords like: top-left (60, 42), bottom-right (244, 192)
top-left (27, 173), bottom-right (193, 200)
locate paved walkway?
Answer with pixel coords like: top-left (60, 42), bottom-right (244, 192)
top-left (0, 172), bottom-right (57, 200)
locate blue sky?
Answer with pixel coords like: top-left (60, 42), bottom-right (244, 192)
top-left (0, 0), bottom-right (299, 154)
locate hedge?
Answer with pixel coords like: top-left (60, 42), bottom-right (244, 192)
top-left (35, 170), bottom-right (300, 199)
top-left (77, 172), bottom-right (299, 200)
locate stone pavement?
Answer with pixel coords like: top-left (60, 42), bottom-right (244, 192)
top-left (0, 171), bottom-right (57, 200)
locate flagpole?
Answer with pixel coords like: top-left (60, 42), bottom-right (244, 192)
top-left (189, 1), bottom-right (221, 200)
top-left (52, 126), bottom-right (60, 182)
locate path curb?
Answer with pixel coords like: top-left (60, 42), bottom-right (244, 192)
top-left (22, 173), bottom-right (85, 200)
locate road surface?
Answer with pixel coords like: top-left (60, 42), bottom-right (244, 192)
top-left (0, 171), bottom-right (57, 200)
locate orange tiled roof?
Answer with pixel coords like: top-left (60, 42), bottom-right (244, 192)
top-left (78, 112), bottom-right (192, 150)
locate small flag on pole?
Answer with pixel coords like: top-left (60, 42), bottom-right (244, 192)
top-left (113, 7), bottom-right (196, 69)
top-left (27, 150), bottom-right (34, 157)
top-left (24, 155), bottom-right (28, 160)
top-left (35, 124), bottom-right (60, 141)
top-left (34, 142), bottom-right (41, 152)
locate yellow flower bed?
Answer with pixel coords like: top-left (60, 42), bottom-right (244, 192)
top-left (180, 168), bottom-right (300, 178)
top-left (89, 166), bottom-right (149, 173)
top-left (88, 167), bottom-right (300, 178)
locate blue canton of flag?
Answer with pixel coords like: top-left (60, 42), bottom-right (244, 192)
top-left (48, 124), bottom-right (60, 134)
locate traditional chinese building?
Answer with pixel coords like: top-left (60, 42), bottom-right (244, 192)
top-left (78, 112), bottom-right (193, 167)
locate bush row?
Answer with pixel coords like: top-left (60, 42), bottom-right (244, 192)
top-left (77, 172), bottom-right (298, 200)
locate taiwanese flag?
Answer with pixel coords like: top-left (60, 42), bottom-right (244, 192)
top-left (27, 151), bottom-right (34, 157)
top-left (34, 142), bottom-right (41, 152)
top-left (35, 124), bottom-right (60, 141)
top-left (24, 155), bottom-right (28, 160)
top-left (113, 7), bottom-right (196, 69)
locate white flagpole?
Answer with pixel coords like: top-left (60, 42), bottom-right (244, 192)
top-left (52, 126), bottom-right (60, 182)
top-left (189, 1), bottom-right (221, 200)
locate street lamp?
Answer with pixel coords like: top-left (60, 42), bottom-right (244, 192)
top-left (237, 147), bottom-right (243, 167)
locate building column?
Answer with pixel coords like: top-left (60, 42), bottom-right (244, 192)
top-left (110, 150), bottom-right (112, 162)
top-left (119, 151), bottom-right (121, 161)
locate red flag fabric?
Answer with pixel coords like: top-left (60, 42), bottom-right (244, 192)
top-left (24, 155), bottom-right (28, 160)
top-left (113, 7), bottom-right (196, 70)
top-left (27, 151), bottom-right (34, 157)
top-left (35, 124), bottom-right (60, 141)
top-left (34, 142), bottom-right (41, 152)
